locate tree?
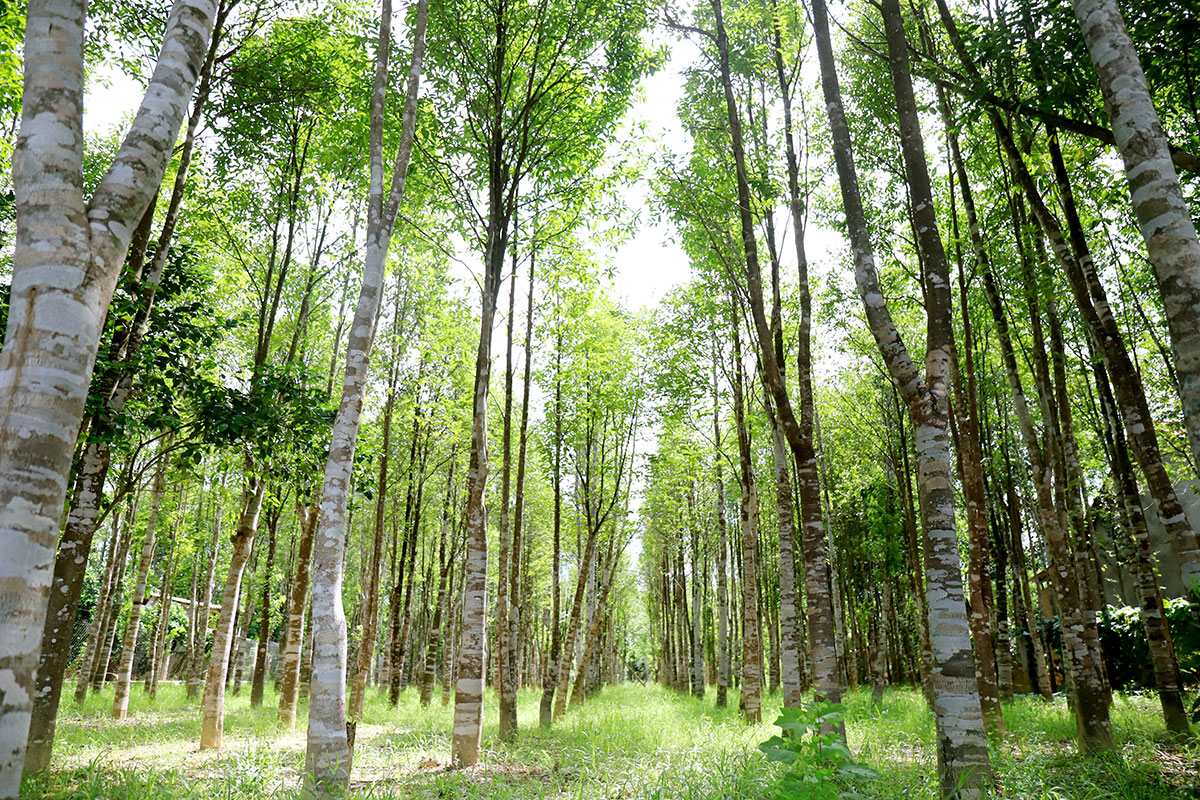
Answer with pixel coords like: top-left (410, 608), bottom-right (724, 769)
top-left (0, 0), bottom-right (218, 791)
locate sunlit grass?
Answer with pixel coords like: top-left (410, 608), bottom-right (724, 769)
top-left (20, 680), bottom-right (1197, 798)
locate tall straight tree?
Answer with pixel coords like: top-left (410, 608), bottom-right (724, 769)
top-left (0, 0), bottom-right (218, 791)
top-left (431, 0), bottom-right (651, 764)
top-left (808, 0), bottom-right (991, 794)
top-left (702, 0), bottom-right (839, 720)
top-left (304, 0), bottom-right (429, 792)
top-left (1071, 0), bottom-right (1200, 475)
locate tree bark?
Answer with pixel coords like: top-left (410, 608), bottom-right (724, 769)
top-left (200, 477), bottom-right (265, 749)
top-left (0, 0), bottom-right (218, 788)
top-left (304, 0), bottom-right (427, 790)
top-left (249, 507), bottom-right (278, 707)
top-left (713, 355), bottom-right (731, 709)
top-left (1092, 348), bottom-right (1190, 732)
top-left (539, 335), bottom-right (564, 727)
top-left (729, 319), bottom-right (763, 724)
top-left (812, 0), bottom-right (991, 791)
top-left (112, 449), bottom-right (170, 719)
top-left (189, 500), bottom-right (222, 699)
top-left (1071, 0), bottom-right (1200, 474)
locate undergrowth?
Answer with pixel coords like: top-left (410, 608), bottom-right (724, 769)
top-left (20, 682), bottom-right (1197, 799)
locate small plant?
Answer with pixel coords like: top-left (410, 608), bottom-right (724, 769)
top-left (758, 702), bottom-right (878, 800)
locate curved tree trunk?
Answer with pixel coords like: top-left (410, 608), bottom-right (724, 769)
top-left (279, 502), bottom-right (317, 726)
top-left (811, 0), bottom-right (991, 792)
top-left (304, 1), bottom-right (427, 790)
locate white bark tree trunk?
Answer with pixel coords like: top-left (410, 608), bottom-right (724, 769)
top-left (1072, 0), bottom-right (1200, 475)
top-left (0, 0), bottom-right (217, 791)
top-left (200, 479), bottom-right (264, 750)
top-left (810, 0), bottom-right (991, 792)
top-left (304, 0), bottom-right (427, 793)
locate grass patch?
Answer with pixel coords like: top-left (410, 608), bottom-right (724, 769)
top-left (21, 682), bottom-right (1197, 798)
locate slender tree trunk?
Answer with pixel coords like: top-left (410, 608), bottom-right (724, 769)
top-left (349, 353), bottom-right (399, 720)
top-left (304, 0), bottom-right (426, 790)
top-left (496, 226), bottom-right (520, 741)
top-left (200, 478), bottom-right (265, 750)
top-left (276, 503), bottom-right (314, 729)
top-left (147, 511), bottom-right (178, 696)
top-left (569, 535), bottom-right (625, 708)
top-left (419, 464), bottom-right (454, 707)
top-left (250, 511), bottom-right (278, 707)
top-left (189, 500), bottom-right (222, 700)
top-left (75, 502), bottom-right (131, 706)
top-left (811, 0), bottom-right (991, 791)
top-left (979, 222), bottom-right (1113, 752)
top-left (1092, 351), bottom-right (1190, 732)
top-left (729, 321), bottom-right (763, 724)
top-left (712, 357), bottom-right (731, 708)
top-left (1071, 0), bottom-right (1200, 473)
top-left (112, 451), bottom-right (170, 718)
top-left (688, 487), bottom-right (705, 699)
top-left (552, 522), bottom-right (603, 722)
top-left (539, 340), bottom-right (564, 727)
top-left (940, 97), bottom-right (1004, 732)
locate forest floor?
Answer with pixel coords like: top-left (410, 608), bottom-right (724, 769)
top-left (20, 681), bottom-right (1198, 799)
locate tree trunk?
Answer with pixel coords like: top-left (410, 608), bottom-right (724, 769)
top-left (200, 479), bottom-right (265, 750)
top-left (349, 353), bottom-right (399, 720)
top-left (147, 510), bottom-right (178, 696)
top-left (707, 352), bottom-right (732, 708)
top-left (1071, 0), bottom-right (1200, 472)
top-left (7, 4), bottom-right (222, 782)
top-left (92, 497), bottom-right (141, 696)
top-left (729, 320), bottom-right (763, 724)
top-left (74, 500), bottom-right (133, 707)
top-left (539, 338), bottom-right (564, 727)
top-left (940, 94), bottom-right (1005, 733)
top-left (496, 226), bottom-right (520, 741)
top-left (189, 501), bottom-right (223, 699)
top-left (304, 0), bottom-right (426, 790)
top-left (979, 217), bottom-right (1113, 752)
top-left (811, 0), bottom-right (991, 791)
top-left (112, 450), bottom-right (170, 718)
top-left (249, 509), bottom-right (278, 707)
top-left (1092, 349), bottom-right (1190, 732)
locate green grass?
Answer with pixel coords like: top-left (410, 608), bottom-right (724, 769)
top-left (20, 682), bottom-right (1198, 798)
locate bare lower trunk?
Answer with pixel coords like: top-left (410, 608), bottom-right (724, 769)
top-left (730, 325), bottom-right (762, 724)
top-left (552, 523), bottom-right (602, 721)
top-left (200, 480), bottom-right (264, 750)
top-left (147, 514), bottom-right (178, 697)
top-left (112, 451), bottom-right (169, 718)
top-left (453, 221), bottom-right (505, 765)
top-left (539, 353), bottom-right (564, 727)
top-left (249, 512), bottom-right (278, 707)
top-left (189, 508), bottom-right (222, 700)
top-left (304, 2), bottom-right (426, 791)
top-left (810, 0), bottom-right (991, 791)
top-left (1093, 352), bottom-right (1190, 732)
top-left (74, 502), bottom-right (133, 708)
top-left (939, 96), bottom-right (1004, 733)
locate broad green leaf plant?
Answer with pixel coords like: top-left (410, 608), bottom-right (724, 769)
top-left (758, 702), bottom-right (878, 799)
